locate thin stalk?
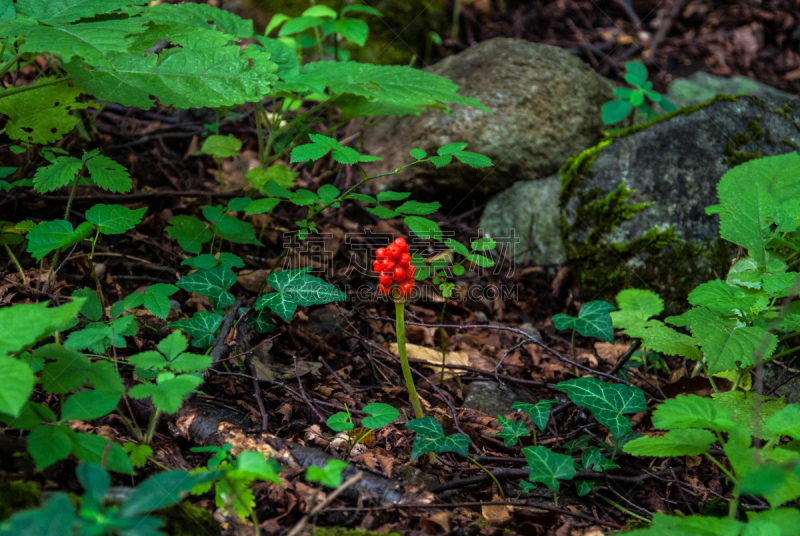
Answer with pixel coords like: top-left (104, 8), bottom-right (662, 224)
top-left (451, 0), bottom-right (461, 40)
top-left (3, 242), bottom-right (27, 284)
top-left (438, 301), bottom-right (447, 385)
top-left (729, 495), bottom-right (740, 519)
top-left (596, 493), bottom-right (650, 522)
top-left (396, 298), bottom-right (436, 464)
top-left (255, 101), bottom-right (266, 165)
top-left (0, 51), bottom-right (23, 80)
top-left (43, 168), bottom-right (84, 292)
top-left (143, 407), bottom-right (162, 445)
top-left (250, 509), bottom-right (261, 536)
top-left (769, 344), bottom-right (800, 360)
top-left (88, 230), bottom-right (106, 311)
top-left (465, 455), bottom-right (505, 499)
top-left (704, 452), bottom-right (737, 483)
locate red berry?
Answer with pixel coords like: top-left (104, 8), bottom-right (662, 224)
top-left (399, 253), bottom-right (412, 266)
top-left (373, 261), bottom-right (384, 272)
top-left (379, 275), bottom-right (393, 286)
top-left (386, 244), bottom-right (401, 259)
top-left (394, 237), bottom-right (408, 252)
top-left (379, 284), bottom-right (391, 295)
top-left (397, 281), bottom-right (413, 297)
top-left (393, 266), bottom-right (406, 280)
top-left (383, 259), bottom-right (396, 270)
top-left (375, 248), bottom-right (388, 260)
top-left (406, 265), bottom-right (416, 279)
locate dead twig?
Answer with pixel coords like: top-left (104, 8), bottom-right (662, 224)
top-left (286, 472), bottom-right (364, 536)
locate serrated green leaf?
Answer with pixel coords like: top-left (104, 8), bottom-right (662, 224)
top-left (470, 237), bottom-right (496, 252)
top-left (367, 205), bottom-right (399, 219)
top-left (318, 184), bottom-right (341, 201)
top-left (32, 156), bottom-right (83, 193)
top-left (0, 79), bottom-right (91, 144)
top-left (396, 200), bottom-right (440, 216)
top-left (166, 215), bottom-right (212, 254)
top-left (27, 424), bottom-right (73, 470)
top-left (65, 45), bottom-right (277, 110)
top-left (85, 203), bottom-right (145, 234)
top-left (406, 416), bottom-right (471, 461)
top-left (246, 163), bottom-right (298, 193)
top-left (552, 301), bottom-right (616, 342)
top-left (438, 143), bottom-right (468, 155)
top-left (0, 357), bottom-right (34, 417)
top-left (409, 148), bottom-right (426, 160)
top-left (667, 306), bottom-right (778, 374)
top-left (376, 191), bottom-right (411, 202)
top-left (621, 319), bottom-right (701, 361)
top-left (513, 400), bottom-right (555, 432)
top-left (521, 445), bottom-right (575, 491)
top-left (73, 287), bottom-right (103, 321)
top-left (688, 280), bottom-right (766, 314)
top-left (0, 300), bottom-right (83, 356)
top-left (141, 283), bottom-right (178, 319)
top-left (405, 216), bottom-right (442, 241)
top-left (651, 394), bottom-right (736, 432)
top-left (326, 412), bottom-right (353, 432)
top-left (19, 18), bottom-right (147, 64)
top-left (713, 391), bottom-right (785, 440)
top-left (71, 433), bottom-right (132, 474)
top-left (765, 404), bottom-right (800, 440)
top-left (466, 253), bottom-right (494, 268)
top-left (166, 311), bottom-right (223, 349)
top-left (18, 0), bottom-right (136, 24)
top-left (202, 134), bottom-right (241, 158)
top-left (556, 377), bottom-right (647, 437)
top-left (362, 403), bottom-right (399, 430)
top-left (61, 388), bottom-right (121, 421)
top-left (176, 265), bottom-right (237, 309)
top-left (123, 443), bottom-right (152, 468)
top-left (623, 429), bottom-right (715, 457)
top-left (454, 151), bottom-right (492, 168)
top-left (611, 289), bottom-right (664, 329)
top-left (494, 415), bottom-right (529, 447)
top-left (26, 220), bottom-right (95, 261)
top-left (129, 372), bottom-right (202, 414)
top-left (85, 154), bottom-right (131, 193)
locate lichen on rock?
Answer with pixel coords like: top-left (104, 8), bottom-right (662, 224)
top-left (559, 95), bottom-right (800, 308)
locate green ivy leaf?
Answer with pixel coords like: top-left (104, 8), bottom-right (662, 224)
top-left (581, 446), bottom-right (619, 472)
top-left (176, 265), bottom-right (237, 309)
top-left (306, 459), bottom-right (348, 488)
top-left (166, 215), bottom-right (212, 254)
top-left (494, 415), bottom-right (529, 447)
top-left (326, 412), bottom-right (353, 432)
top-left (406, 416), bottom-right (471, 462)
top-left (361, 403), bottom-right (399, 430)
top-left (512, 400), bottom-right (556, 432)
top-left (167, 311), bottom-right (223, 349)
top-left (251, 308), bottom-right (277, 334)
top-left (575, 479), bottom-right (593, 496)
top-left (85, 204), bottom-right (146, 235)
top-left (521, 445), bottom-right (576, 491)
top-left (556, 377), bottom-right (647, 437)
top-left (563, 435), bottom-right (592, 455)
top-left (623, 429), bottom-right (716, 457)
top-left (552, 301), bottom-right (616, 342)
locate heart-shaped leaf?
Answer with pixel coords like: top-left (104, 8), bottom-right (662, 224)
top-left (521, 445), bottom-right (575, 491)
top-left (176, 264), bottom-right (237, 309)
top-left (406, 416), bottom-right (471, 462)
top-left (556, 377), bottom-right (647, 437)
top-left (513, 400), bottom-right (556, 432)
top-left (494, 415), bottom-right (529, 447)
top-left (361, 403), bottom-right (398, 430)
top-left (552, 301), bottom-right (616, 342)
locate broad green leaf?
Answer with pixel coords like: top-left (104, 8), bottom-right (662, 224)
top-left (255, 292), bottom-right (297, 322)
top-left (552, 301), bottom-right (616, 343)
top-left (556, 377), bottom-right (647, 437)
top-left (245, 198), bottom-right (280, 215)
top-left (17, 0), bottom-right (136, 24)
top-left (306, 459), bottom-right (348, 488)
top-left (201, 134), bottom-right (241, 158)
top-left (19, 18), bottom-right (147, 64)
top-left (129, 372), bottom-right (202, 414)
top-left (405, 216), bottom-right (442, 241)
top-left (300, 62), bottom-right (489, 114)
top-left (494, 415), bottom-right (529, 447)
top-left (142, 283), bottom-right (178, 319)
top-left (333, 17), bottom-right (368, 46)
top-left (736, 461), bottom-right (800, 504)
top-left (26, 220), bottom-right (95, 261)
top-left (667, 307), bottom-right (778, 374)
top-left (0, 357), bottom-right (34, 417)
top-left (575, 479), bottom-right (593, 496)
top-left (166, 215), bottom-right (212, 254)
top-left (326, 411), bottom-right (353, 432)
top-left (454, 151), bottom-right (492, 168)
top-left (318, 184), bottom-right (340, 201)
top-left (367, 205), bottom-right (399, 219)
top-left (376, 191), bottom-right (410, 202)
top-left (73, 287), bottom-right (103, 321)
top-left (512, 400), bottom-right (555, 432)
top-left (267, 268), bottom-right (311, 292)
top-left (85, 204), bottom-right (146, 234)
top-left (651, 394), bottom-right (735, 432)
top-left (521, 445), bottom-right (576, 491)
top-left (121, 470), bottom-right (206, 516)
top-left (123, 443), bottom-right (152, 468)
top-left (342, 5), bottom-right (383, 16)
top-left (623, 429), bottom-right (715, 457)
top-left (713, 391), bottom-right (785, 440)
top-left (135, 2), bottom-right (253, 38)
top-left (0, 299), bottom-right (84, 356)
top-left (287, 276), bottom-right (347, 306)
top-left (626, 61), bottom-right (648, 84)
top-left (85, 154), bottom-right (132, 193)
top-left (611, 289), bottom-right (664, 329)
top-left (166, 311), bottom-right (223, 349)
top-left (563, 435), bottom-right (592, 455)
top-left (61, 389), bottom-right (121, 421)
top-left (65, 45), bottom-right (277, 110)
top-left (409, 148), bottom-right (426, 160)
top-left (688, 280), bottom-right (766, 314)
top-left (470, 237), bottom-right (496, 252)
top-left (40, 345), bottom-right (92, 394)
top-left (621, 320), bottom-right (702, 361)
top-left (765, 404), bottom-right (800, 440)
top-left (32, 156), bottom-right (83, 193)
top-left (246, 163), bottom-right (298, 192)
top-left (0, 79), bottom-right (91, 144)
top-left (396, 200), bottom-right (440, 216)
top-left (71, 433), bottom-right (132, 474)
top-left (438, 143), bottom-right (467, 155)
top-left (230, 450), bottom-right (281, 484)
top-left (466, 253), bottom-right (494, 268)
top-left (176, 265), bottom-right (237, 309)
top-left (406, 416), bottom-right (471, 462)
top-left (444, 238), bottom-right (469, 256)
top-left (601, 99), bottom-right (632, 124)
top-left (27, 424), bottom-right (73, 470)
top-left (361, 403), bottom-right (399, 430)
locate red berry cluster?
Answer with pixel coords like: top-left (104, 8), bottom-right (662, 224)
top-left (374, 238), bottom-right (416, 297)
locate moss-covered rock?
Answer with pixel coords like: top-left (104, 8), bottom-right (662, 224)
top-left (0, 479), bottom-right (41, 521)
top-left (156, 501), bottom-right (221, 536)
top-left (560, 95), bottom-right (800, 309)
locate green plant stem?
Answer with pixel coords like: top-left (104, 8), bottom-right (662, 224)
top-left (88, 230), bottom-right (106, 312)
top-left (43, 169), bottom-right (84, 293)
top-left (451, 0), bottom-right (461, 40)
top-left (610, 439), bottom-right (620, 462)
top-left (0, 51), bottom-right (23, 81)
top-left (769, 344), bottom-right (800, 360)
top-left (465, 455), bottom-right (505, 499)
top-left (255, 101), bottom-right (266, 165)
top-left (596, 493), bottom-right (650, 522)
top-left (704, 452), bottom-right (737, 483)
top-left (729, 495), bottom-right (740, 520)
top-left (143, 407), bottom-right (162, 445)
top-left (553, 491), bottom-right (559, 507)
top-left (532, 427), bottom-right (537, 446)
top-left (3, 242), bottom-right (27, 284)
top-left (438, 301), bottom-right (447, 386)
top-left (250, 509), bottom-right (261, 536)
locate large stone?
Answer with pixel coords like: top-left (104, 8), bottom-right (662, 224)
top-left (560, 95), bottom-right (800, 309)
top-left (362, 38), bottom-right (614, 207)
top-left (463, 381), bottom-right (534, 418)
top-left (479, 175), bottom-right (564, 265)
top-left (667, 72), bottom-right (796, 107)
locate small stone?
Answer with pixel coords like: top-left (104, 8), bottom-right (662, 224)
top-left (518, 323), bottom-right (542, 341)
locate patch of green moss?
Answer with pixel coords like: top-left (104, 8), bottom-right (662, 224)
top-left (312, 528), bottom-right (402, 536)
top-left (156, 502), bottom-right (221, 536)
top-left (0, 480), bottom-right (41, 521)
top-left (747, 120), bottom-right (763, 137)
top-left (783, 140), bottom-right (799, 150)
top-left (725, 150), bottom-right (762, 166)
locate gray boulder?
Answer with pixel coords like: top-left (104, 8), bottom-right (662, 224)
top-left (560, 95), bottom-right (800, 308)
top-left (362, 38), bottom-right (614, 207)
top-left (667, 72), bottom-right (795, 107)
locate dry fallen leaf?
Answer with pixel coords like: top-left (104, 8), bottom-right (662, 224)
top-left (481, 495), bottom-right (513, 527)
top-left (387, 343), bottom-right (470, 379)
